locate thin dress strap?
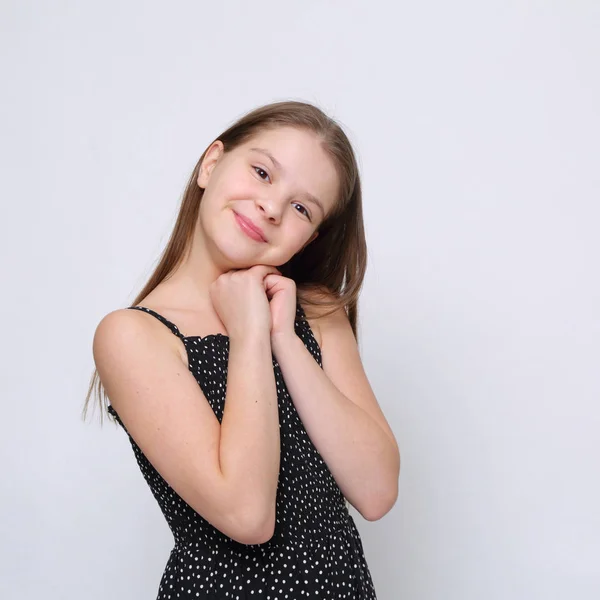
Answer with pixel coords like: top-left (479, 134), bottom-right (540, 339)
top-left (127, 306), bottom-right (185, 340)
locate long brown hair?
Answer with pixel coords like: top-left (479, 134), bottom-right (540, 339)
top-left (83, 100), bottom-right (367, 423)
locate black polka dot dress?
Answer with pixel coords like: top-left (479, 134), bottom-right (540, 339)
top-left (107, 300), bottom-right (378, 599)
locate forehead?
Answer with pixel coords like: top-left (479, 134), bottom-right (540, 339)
top-left (239, 127), bottom-right (340, 213)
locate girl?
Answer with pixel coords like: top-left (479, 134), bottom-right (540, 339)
top-left (84, 100), bottom-right (400, 599)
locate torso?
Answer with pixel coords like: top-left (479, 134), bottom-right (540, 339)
top-left (108, 297), bottom-right (376, 599)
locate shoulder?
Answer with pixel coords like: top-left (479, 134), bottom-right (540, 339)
top-left (298, 285), bottom-right (349, 322)
top-left (93, 308), bottom-right (149, 349)
top-left (297, 286), bottom-right (351, 351)
top-left (93, 308), bottom-right (185, 371)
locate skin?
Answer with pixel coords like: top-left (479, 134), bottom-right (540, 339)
top-left (95, 125), bottom-right (399, 536)
top-left (140, 126), bottom-right (340, 338)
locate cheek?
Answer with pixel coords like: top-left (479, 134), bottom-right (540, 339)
top-left (283, 231), bottom-right (309, 253)
top-left (213, 170), bottom-right (257, 202)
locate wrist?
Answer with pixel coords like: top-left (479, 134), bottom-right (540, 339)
top-left (230, 329), bottom-right (272, 349)
top-left (270, 329), bottom-right (298, 352)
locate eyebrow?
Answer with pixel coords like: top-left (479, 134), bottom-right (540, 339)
top-left (249, 147), bottom-right (326, 216)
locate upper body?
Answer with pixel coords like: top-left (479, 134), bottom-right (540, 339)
top-left (91, 104), bottom-right (400, 547)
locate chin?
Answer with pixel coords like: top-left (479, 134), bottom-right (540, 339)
top-left (214, 239), bottom-right (268, 269)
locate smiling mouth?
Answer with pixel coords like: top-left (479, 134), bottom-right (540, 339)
top-left (234, 212), bottom-right (267, 243)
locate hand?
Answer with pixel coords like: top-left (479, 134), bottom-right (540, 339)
top-left (263, 270), bottom-right (297, 343)
top-left (209, 265), bottom-right (280, 341)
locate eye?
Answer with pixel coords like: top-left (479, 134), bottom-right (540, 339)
top-left (293, 202), bottom-right (311, 220)
top-left (253, 166), bottom-right (271, 182)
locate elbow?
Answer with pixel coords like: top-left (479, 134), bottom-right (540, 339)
top-left (359, 479), bottom-right (399, 522)
top-left (247, 508), bottom-right (276, 544)
top-left (361, 452), bottom-right (400, 522)
top-left (232, 502), bottom-right (276, 545)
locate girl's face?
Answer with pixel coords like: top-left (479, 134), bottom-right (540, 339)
top-left (197, 126), bottom-right (340, 268)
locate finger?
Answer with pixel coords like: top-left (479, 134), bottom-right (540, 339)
top-left (263, 273), bottom-right (282, 293)
top-left (251, 264), bottom-right (282, 278)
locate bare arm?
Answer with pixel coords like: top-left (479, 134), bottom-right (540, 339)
top-left (217, 329), bottom-right (280, 536)
top-left (93, 308), bottom-right (280, 544)
top-left (271, 300), bottom-right (399, 521)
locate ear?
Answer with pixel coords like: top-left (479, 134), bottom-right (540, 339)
top-left (197, 140), bottom-right (225, 189)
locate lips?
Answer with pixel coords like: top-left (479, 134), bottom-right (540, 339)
top-left (234, 211), bottom-right (267, 242)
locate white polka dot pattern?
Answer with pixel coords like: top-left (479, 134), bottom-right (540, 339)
top-left (108, 300), bottom-right (377, 599)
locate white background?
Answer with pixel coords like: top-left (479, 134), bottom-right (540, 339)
top-left (1, 1), bottom-right (598, 599)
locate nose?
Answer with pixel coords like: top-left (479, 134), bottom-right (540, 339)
top-left (256, 193), bottom-right (284, 223)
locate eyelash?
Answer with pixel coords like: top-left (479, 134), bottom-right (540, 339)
top-left (253, 166), bottom-right (271, 182)
top-left (252, 166), bottom-right (311, 220)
